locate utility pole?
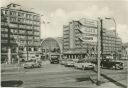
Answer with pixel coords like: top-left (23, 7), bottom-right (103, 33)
top-left (97, 18), bottom-right (102, 85)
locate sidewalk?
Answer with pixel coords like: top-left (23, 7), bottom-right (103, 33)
top-left (95, 82), bottom-right (122, 88)
top-left (91, 67), bottom-right (127, 88)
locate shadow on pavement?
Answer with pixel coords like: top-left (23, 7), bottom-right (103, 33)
top-left (92, 69), bottom-right (127, 88)
top-left (1, 80), bottom-right (23, 87)
top-left (76, 77), bottom-right (90, 82)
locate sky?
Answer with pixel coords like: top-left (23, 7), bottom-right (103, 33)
top-left (1, 0), bottom-right (128, 43)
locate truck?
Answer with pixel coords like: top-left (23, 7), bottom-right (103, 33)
top-left (101, 58), bottom-right (123, 70)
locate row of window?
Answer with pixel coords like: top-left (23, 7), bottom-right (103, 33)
top-left (1, 28), bottom-right (8, 32)
top-left (102, 40), bottom-right (121, 44)
top-left (1, 22), bottom-right (8, 26)
top-left (2, 9), bottom-right (40, 21)
top-left (34, 32), bottom-right (40, 35)
top-left (102, 36), bottom-right (121, 42)
top-left (1, 34), bottom-right (8, 37)
top-left (63, 36), bottom-right (69, 39)
top-left (18, 18), bottom-right (40, 25)
top-left (1, 46), bottom-right (40, 53)
top-left (1, 40), bottom-right (8, 43)
top-left (63, 32), bottom-right (70, 35)
top-left (19, 24), bottom-right (40, 30)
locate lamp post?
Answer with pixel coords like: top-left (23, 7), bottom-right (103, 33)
top-left (97, 17), bottom-right (103, 85)
top-left (105, 17), bottom-right (117, 60)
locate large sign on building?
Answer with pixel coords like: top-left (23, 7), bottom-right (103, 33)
top-left (78, 25), bottom-right (98, 43)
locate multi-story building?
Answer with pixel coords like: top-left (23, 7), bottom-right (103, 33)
top-left (1, 3), bottom-right (41, 63)
top-left (102, 29), bottom-right (122, 59)
top-left (63, 18), bottom-right (122, 59)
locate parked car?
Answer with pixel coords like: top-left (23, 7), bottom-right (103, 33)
top-left (23, 60), bottom-right (41, 69)
top-left (65, 59), bottom-right (74, 67)
top-left (60, 59), bottom-right (67, 65)
top-left (74, 60), bottom-right (95, 70)
top-left (101, 59), bottom-right (123, 70)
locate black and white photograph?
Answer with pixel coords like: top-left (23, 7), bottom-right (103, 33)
top-left (1, 0), bottom-right (128, 88)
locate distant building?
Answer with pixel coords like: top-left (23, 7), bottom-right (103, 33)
top-left (1, 3), bottom-right (41, 63)
top-left (63, 18), bottom-right (122, 59)
top-left (41, 37), bottom-right (63, 60)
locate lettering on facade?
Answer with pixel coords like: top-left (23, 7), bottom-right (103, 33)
top-left (78, 25), bottom-right (98, 43)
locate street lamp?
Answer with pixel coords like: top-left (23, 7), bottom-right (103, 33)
top-left (96, 17), bottom-right (117, 85)
top-left (97, 17), bottom-right (103, 85)
top-left (105, 17), bottom-right (117, 60)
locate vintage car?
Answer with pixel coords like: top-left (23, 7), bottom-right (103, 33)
top-left (23, 60), bottom-right (41, 69)
top-left (74, 60), bottom-right (95, 70)
top-left (101, 59), bottom-right (123, 70)
top-left (64, 59), bottom-right (74, 67)
top-left (60, 59), bottom-right (67, 65)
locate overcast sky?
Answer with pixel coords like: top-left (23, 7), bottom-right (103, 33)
top-left (1, 0), bottom-right (128, 43)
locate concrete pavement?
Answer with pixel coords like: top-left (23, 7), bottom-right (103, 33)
top-left (1, 62), bottom-right (127, 88)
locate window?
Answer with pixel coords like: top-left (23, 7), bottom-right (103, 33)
top-left (19, 46), bottom-right (24, 51)
top-left (34, 37), bottom-right (39, 40)
top-left (1, 46), bottom-right (7, 52)
top-left (21, 13), bottom-right (25, 18)
top-left (1, 34), bottom-right (8, 37)
top-left (1, 28), bottom-right (8, 32)
top-left (28, 31), bottom-right (33, 35)
top-left (28, 47), bottom-right (31, 51)
top-left (28, 36), bottom-right (33, 40)
top-left (9, 23), bottom-right (18, 28)
top-left (34, 32), bottom-right (39, 35)
top-left (34, 47), bottom-right (37, 51)
top-left (18, 12), bottom-right (21, 16)
top-left (1, 40), bottom-right (8, 43)
top-left (10, 11), bottom-right (16, 16)
top-left (19, 35), bottom-right (25, 39)
top-left (2, 10), bottom-right (8, 15)
top-left (11, 29), bottom-right (17, 33)
top-left (19, 30), bottom-right (25, 34)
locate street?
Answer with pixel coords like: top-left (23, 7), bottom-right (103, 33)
top-left (1, 61), bottom-right (127, 88)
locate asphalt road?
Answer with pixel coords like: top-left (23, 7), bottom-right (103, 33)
top-left (1, 63), bottom-right (127, 88)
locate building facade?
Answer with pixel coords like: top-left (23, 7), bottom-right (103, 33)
top-left (122, 43), bottom-right (128, 59)
top-left (1, 3), bottom-right (41, 63)
top-left (63, 18), bottom-right (122, 59)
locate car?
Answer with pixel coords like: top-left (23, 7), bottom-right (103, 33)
top-left (23, 60), bottom-right (41, 69)
top-left (64, 59), bottom-right (74, 67)
top-left (74, 60), bottom-right (95, 70)
top-left (60, 59), bottom-right (67, 65)
top-left (101, 59), bottom-right (123, 70)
